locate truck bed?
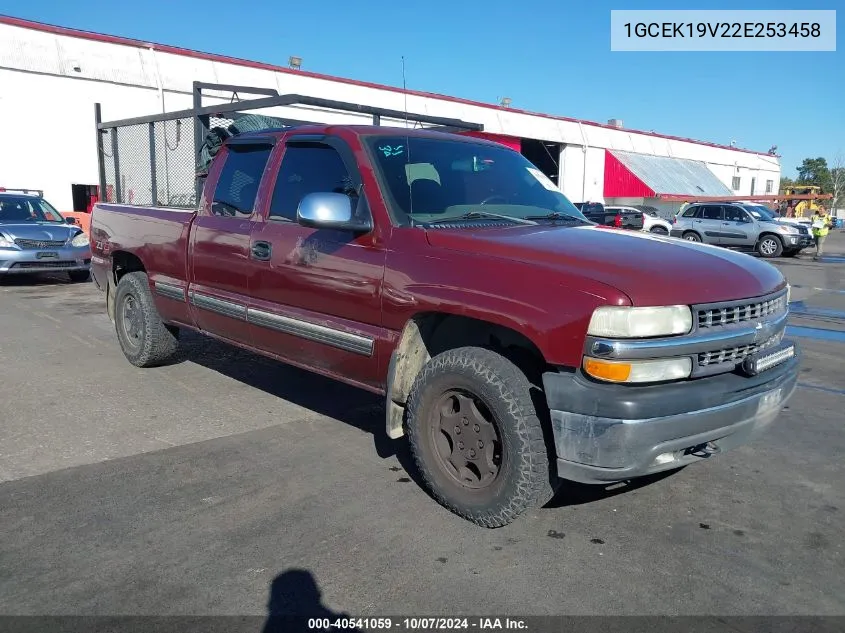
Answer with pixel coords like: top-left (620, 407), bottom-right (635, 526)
top-left (89, 203), bottom-right (194, 311)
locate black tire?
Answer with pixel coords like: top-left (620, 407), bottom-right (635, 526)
top-left (68, 270), bottom-right (90, 283)
top-left (650, 226), bottom-right (669, 235)
top-left (757, 234), bottom-right (783, 258)
top-left (405, 346), bottom-right (556, 528)
top-left (682, 231), bottom-right (701, 242)
top-left (113, 271), bottom-right (179, 367)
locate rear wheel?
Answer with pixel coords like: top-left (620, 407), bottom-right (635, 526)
top-left (68, 270), bottom-right (90, 283)
top-left (757, 235), bottom-right (784, 258)
top-left (114, 271), bottom-right (179, 367)
top-left (682, 231), bottom-right (701, 242)
top-left (650, 226), bottom-right (669, 236)
top-left (405, 347), bottom-right (556, 528)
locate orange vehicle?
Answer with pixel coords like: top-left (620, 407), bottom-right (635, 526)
top-left (779, 186), bottom-right (823, 217)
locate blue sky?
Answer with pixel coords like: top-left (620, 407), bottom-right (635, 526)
top-left (3, 0), bottom-right (843, 177)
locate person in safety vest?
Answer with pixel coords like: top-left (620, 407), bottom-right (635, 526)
top-left (811, 206), bottom-right (834, 260)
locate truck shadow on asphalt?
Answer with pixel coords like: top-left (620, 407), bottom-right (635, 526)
top-left (545, 469), bottom-right (680, 509)
top-left (176, 330), bottom-right (680, 512)
top-left (174, 330), bottom-right (426, 488)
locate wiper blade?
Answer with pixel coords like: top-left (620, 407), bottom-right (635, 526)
top-left (443, 211), bottom-right (537, 225)
top-left (524, 212), bottom-right (584, 222)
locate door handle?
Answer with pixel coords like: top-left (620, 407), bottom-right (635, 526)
top-left (251, 241), bottom-right (272, 261)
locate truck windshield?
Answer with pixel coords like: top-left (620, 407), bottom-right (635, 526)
top-left (365, 136), bottom-right (588, 226)
top-left (0, 196), bottom-right (65, 223)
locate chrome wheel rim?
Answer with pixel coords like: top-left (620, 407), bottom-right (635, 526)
top-left (761, 239), bottom-right (778, 255)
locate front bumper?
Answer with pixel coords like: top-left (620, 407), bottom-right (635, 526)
top-left (0, 247), bottom-right (91, 274)
top-left (542, 345), bottom-right (800, 484)
top-left (783, 234), bottom-right (814, 249)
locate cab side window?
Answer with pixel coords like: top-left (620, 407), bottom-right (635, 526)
top-left (699, 206), bottom-right (724, 220)
top-left (211, 144), bottom-right (273, 217)
top-left (269, 143), bottom-right (357, 222)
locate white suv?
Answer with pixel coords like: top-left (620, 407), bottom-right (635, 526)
top-left (605, 206), bottom-right (672, 235)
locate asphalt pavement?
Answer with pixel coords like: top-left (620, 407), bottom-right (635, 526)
top-left (1, 233), bottom-right (844, 618)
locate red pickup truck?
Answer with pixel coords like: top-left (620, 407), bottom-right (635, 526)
top-left (90, 121), bottom-right (799, 528)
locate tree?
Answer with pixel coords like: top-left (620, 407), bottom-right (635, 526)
top-left (779, 175), bottom-right (795, 190)
top-left (796, 157), bottom-right (833, 193)
top-left (830, 153), bottom-right (845, 211)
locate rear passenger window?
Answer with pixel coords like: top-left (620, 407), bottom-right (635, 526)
top-left (211, 144), bottom-right (273, 217)
top-left (700, 206), bottom-right (724, 220)
top-left (269, 143), bottom-right (356, 222)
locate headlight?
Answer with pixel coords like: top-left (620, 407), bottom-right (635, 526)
top-left (583, 356), bottom-right (692, 383)
top-left (0, 234), bottom-right (13, 248)
top-left (70, 232), bottom-right (89, 247)
top-left (587, 305), bottom-right (692, 338)
top-left (777, 225), bottom-right (797, 234)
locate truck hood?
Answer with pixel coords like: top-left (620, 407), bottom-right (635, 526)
top-left (0, 222), bottom-right (80, 241)
top-left (425, 225), bottom-right (786, 306)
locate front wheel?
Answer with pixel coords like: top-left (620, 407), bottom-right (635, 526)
top-left (114, 271), bottom-right (179, 367)
top-left (757, 235), bottom-right (784, 258)
top-left (650, 226), bottom-right (669, 236)
top-left (405, 347), bottom-right (556, 528)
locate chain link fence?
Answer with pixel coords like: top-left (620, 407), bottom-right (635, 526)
top-left (99, 114), bottom-right (237, 208)
top-left (96, 88), bottom-right (483, 210)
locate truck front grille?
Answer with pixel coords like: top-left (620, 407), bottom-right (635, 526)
top-left (697, 293), bottom-right (787, 328)
top-left (698, 333), bottom-right (782, 367)
top-left (14, 239), bottom-right (67, 249)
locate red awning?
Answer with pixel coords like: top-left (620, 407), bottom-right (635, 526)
top-left (604, 149), bottom-right (733, 198)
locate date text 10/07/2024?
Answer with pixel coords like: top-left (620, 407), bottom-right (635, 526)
top-left (623, 22), bottom-right (821, 39)
top-left (307, 617), bottom-right (529, 630)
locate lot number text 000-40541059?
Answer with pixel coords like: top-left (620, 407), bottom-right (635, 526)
top-left (610, 10), bottom-right (836, 51)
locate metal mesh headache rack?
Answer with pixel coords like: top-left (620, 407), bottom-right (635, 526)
top-left (95, 81), bottom-right (483, 209)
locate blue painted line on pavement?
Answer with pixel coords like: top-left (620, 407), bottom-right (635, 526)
top-left (797, 382), bottom-right (845, 397)
top-left (786, 325), bottom-right (845, 343)
top-left (789, 301), bottom-right (845, 320)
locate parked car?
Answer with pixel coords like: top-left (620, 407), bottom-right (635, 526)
top-left (606, 205), bottom-right (671, 235)
top-left (0, 189), bottom-right (91, 281)
top-left (91, 118), bottom-right (798, 528)
top-left (574, 202), bottom-right (645, 231)
top-left (671, 201), bottom-right (813, 258)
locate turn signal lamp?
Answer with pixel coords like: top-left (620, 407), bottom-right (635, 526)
top-left (583, 357), bottom-right (692, 384)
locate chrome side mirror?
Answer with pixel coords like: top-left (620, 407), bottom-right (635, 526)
top-left (296, 192), bottom-right (372, 232)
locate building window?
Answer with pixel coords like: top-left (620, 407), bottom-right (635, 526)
top-left (766, 180), bottom-right (774, 193)
top-left (732, 176), bottom-right (741, 191)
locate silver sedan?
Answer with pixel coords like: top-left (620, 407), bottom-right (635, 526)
top-left (0, 192), bottom-right (91, 281)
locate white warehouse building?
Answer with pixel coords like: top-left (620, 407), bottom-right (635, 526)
top-left (0, 15), bottom-right (782, 215)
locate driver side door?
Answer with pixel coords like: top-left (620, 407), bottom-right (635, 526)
top-left (720, 205), bottom-right (755, 249)
top-left (246, 136), bottom-right (387, 389)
